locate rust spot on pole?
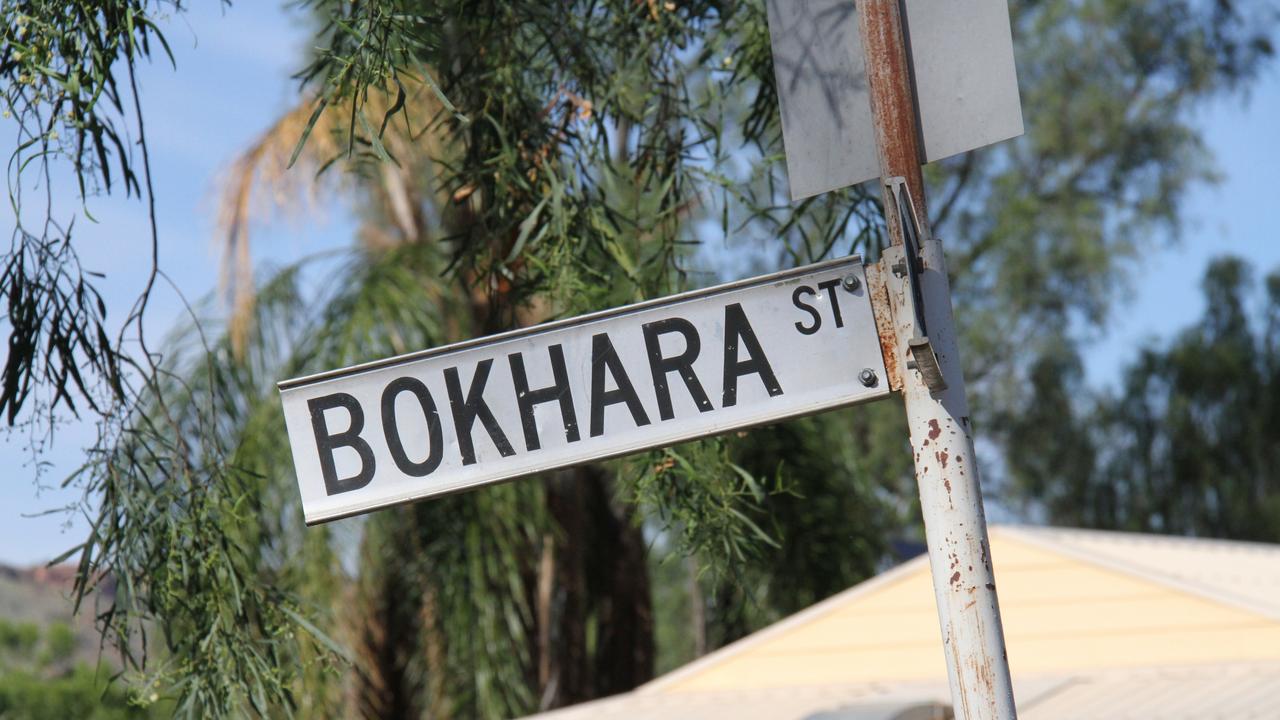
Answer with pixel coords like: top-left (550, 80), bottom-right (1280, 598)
top-left (951, 640), bottom-right (973, 720)
top-left (971, 656), bottom-right (996, 697)
top-left (865, 261), bottom-right (904, 392)
top-left (857, 0), bottom-right (929, 242)
top-left (928, 419), bottom-right (942, 440)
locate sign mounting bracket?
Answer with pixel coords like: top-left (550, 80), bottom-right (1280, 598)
top-left (884, 176), bottom-right (947, 394)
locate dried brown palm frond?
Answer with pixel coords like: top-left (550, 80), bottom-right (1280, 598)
top-left (214, 78), bottom-right (448, 358)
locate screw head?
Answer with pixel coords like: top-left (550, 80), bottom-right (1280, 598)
top-left (858, 368), bottom-right (878, 387)
top-left (841, 273), bottom-right (861, 291)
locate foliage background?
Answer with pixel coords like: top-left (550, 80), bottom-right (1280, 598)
top-left (0, 0), bottom-right (1277, 717)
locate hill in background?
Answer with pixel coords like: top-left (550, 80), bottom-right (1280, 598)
top-left (0, 563), bottom-right (159, 718)
top-left (0, 562), bottom-right (117, 672)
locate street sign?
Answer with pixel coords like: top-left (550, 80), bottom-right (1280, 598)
top-left (280, 257), bottom-right (889, 524)
top-left (766, 0), bottom-right (1024, 199)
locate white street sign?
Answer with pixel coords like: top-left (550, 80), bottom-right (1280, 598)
top-left (280, 257), bottom-right (889, 524)
top-left (766, 0), bottom-right (1024, 199)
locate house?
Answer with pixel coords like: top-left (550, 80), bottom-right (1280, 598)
top-left (529, 526), bottom-right (1280, 719)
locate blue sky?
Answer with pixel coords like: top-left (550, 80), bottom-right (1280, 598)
top-left (2, 3), bottom-right (1278, 565)
top-left (0, 2), bottom-right (353, 565)
top-left (1082, 64), bottom-right (1280, 390)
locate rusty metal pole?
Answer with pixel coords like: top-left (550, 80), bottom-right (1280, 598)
top-left (857, 2), bottom-right (1018, 718)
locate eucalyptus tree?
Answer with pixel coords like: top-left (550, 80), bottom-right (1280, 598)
top-left (1, 0), bottom-right (1274, 717)
top-left (1004, 257), bottom-right (1280, 542)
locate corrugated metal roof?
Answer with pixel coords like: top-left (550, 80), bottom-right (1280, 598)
top-left (1019, 662), bottom-right (1280, 720)
top-left (534, 663), bottom-right (1280, 720)
top-left (641, 527), bottom-right (1280, 693)
top-left (527, 680), bottom-right (959, 720)
top-left (1003, 526), bottom-right (1280, 619)
top-left (525, 526), bottom-right (1280, 720)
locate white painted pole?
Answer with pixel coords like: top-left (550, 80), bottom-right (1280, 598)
top-left (856, 2), bottom-right (1018, 718)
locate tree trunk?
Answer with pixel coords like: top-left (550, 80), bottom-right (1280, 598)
top-left (687, 556), bottom-right (707, 658)
top-left (584, 468), bottom-right (654, 696)
top-left (350, 511), bottom-right (424, 720)
top-left (539, 466), bottom-right (655, 709)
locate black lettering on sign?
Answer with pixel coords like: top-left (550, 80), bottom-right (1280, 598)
top-left (590, 332), bottom-right (651, 437)
top-left (722, 303), bottom-right (784, 407)
top-left (509, 344), bottom-right (580, 452)
top-left (817, 279), bottom-right (845, 328)
top-left (792, 285), bottom-right (821, 335)
top-left (308, 393), bottom-right (376, 495)
top-left (444, 360), bottom-right (517, 465)
top-left (380, 377), bottom-right (444, 477)
top-left (643, 318), bottom-right (714, 420)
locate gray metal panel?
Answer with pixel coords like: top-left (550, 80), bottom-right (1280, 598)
top-left (904, 0), bottom-right (1024, 164)
top-left (767, 0), bottom-right (1023, 200)
top-left (766, 0), bottom-right (878, 200)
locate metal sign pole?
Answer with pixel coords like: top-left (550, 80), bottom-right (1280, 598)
top-left (856, 2), bottom-right (1018, 718)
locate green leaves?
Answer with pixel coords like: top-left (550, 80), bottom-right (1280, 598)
top-left (287, 97), bottom-right (329, 170)
top-left (12, 0), bottom-right (1276, 715)
top-left (291, 0), bottom-right (462, 168)
top-left (0, 0), bottom-right (190, 427)
top-left (945, 0), bottom-right (1275, 435)
top-left (1008, 256), bottom-right (1280, 543)
top-left (1, 0), bottom-right (166, 201)
top-left (64, 239), bottom-right (471, 717)
top-left (624, 438), bottom-right (780, 566)
top-left (0, 231), bottom-right (119, 425)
